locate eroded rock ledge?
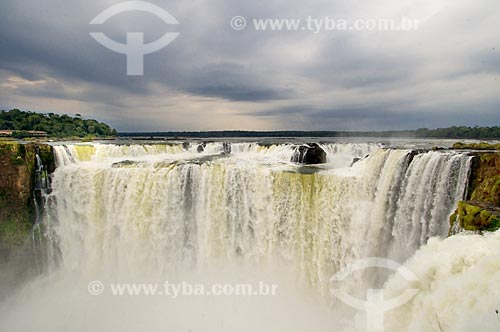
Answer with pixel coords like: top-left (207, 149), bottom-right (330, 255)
top-left (450, 150), bottom-right (500, 234)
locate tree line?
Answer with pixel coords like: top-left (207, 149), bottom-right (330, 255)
top-left (0, 109), bottom-right (117, 138)
top-left (2, 109), bottom-right (500, 139)
top-left (123, 126), bottom-right (500, 139)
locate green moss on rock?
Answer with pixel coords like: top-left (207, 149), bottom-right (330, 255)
top-left (0, 219), bottom-right (31, 247)
top-left (470, 175), bottom-right (500, 205)
top-left (465, 152), bottom-right (500, 204)
top-left (453, 142), bottom-right (500, 150)
top-left (457, 201), bottom-right (500, 232)
top-left (449, 212), bottom-right (458, 228)
top-left (0, 141), bottom-right (54, 258)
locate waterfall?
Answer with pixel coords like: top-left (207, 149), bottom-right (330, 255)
top-left (0, 142), bottom-right (477, 332)
top-left (31, 147), bottom-right (55, 273)
top-left (47, 144), bottom-right (471, 289)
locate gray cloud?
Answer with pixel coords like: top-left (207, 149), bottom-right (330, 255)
top-left (0, 0), bottom-right (499, 131)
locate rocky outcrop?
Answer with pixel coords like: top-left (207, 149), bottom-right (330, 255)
top-left (450, 201), bottom-right (500, 233)
top-left (197, 143), bottom-right (206, 153)
top-left (453, 142), bottom-right (500, 150)
top-left (291, 143), bottom-right (327, 164)
top-left (450, 151), bottom-right (500, 234)
top-left (467, 152), bottom-right (500, 205)
top-left (222, 142), bottom-right (231, 155)
top-left (0, 141), bottom-right (54, 260)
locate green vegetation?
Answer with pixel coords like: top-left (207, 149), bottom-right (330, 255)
top-left (0, 109), bottom-right (117, 138)
top-left (0, 190), bottom-right (32, 258)
top-left (412, 127), bottom-right (500, 139)
top-left (0, 219), bottom-right (31, 248)
top-left (471, 175), bottom-right (500, 205)
top-left (450, 152), bottom-right (500, 234)
top-left (81, 134), bottom-right (95, 142)
top-left (455, 201), bottom-right (500, 232)
top-left (0, 141), bottom-right (56, 260)
top-left (0, 141), bottom-right (36, 173)
top-left (453, 142), bottom-right (500, 150)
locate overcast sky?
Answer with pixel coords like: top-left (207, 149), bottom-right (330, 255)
top-left (1, 0), bottom-right (499, 131)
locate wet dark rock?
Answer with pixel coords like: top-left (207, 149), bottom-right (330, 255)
top-left (257, 142), bottom-right (275, 148)
top-left (291, 143), bottom-right (327, 164)
top-left (182, 142), bottom-right (190, 151)
top-left (222, 142), bottom-right (231, 155)
top-left (406, 150), bottom-right (425, 166)
top-left (197, 143), bottom-right (206, 153)
top-left (112, 160), bottom-right (141, 168)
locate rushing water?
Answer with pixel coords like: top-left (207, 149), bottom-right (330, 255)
top-left (2, 140), bottom-right (492, 332)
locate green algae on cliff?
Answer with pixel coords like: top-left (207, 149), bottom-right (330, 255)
top-left (456, 201), bottom-right (500, 232)
top-left (453, 142), bottom-right (500, 150)
top-left (0, 141), bottom-right (55, 259)
top-left (0, 218), bottom-right (31, 253)
top-left (450, 151), bottom-right (500, 234)
top-left (468, 153), bottom-right (500, 204)
top-left (470, 174), bottom-right (500, 206)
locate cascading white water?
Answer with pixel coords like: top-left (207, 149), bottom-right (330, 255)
top-left (0, 141), bottom-right (477, 331)
top-left (319, 142), bottom-right (380, 168)
top-left (53, 142), bottom-right (380, 167)
top-left (47, 144), bottom-right (470, 285)
top-left (387, 152), bottom-right (471, 261)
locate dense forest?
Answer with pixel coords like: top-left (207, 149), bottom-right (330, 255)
top-left (0, 109), bottom-right (117, 138)
top-left (123, 127), bottom-right (500, 139)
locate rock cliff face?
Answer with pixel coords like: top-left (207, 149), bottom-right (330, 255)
top-left (468, 153), bottom-right (500, 205)
top-left (450, 152), bottom-right (500, 233)
top-left (0, 141), bottom-right (54, 260)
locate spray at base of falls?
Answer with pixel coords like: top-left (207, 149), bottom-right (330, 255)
top-left (384, 230), bottom-right (500, 332)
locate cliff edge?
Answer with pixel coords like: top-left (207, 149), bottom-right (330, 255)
top-left (450, 148), bottom-right (500, 234)
top-left (0, 141), bottom-right (54, 260)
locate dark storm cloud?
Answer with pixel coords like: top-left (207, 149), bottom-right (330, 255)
top-left (0, 0), bottom-right (499, 130)
top-left (179, 64), bottom-right (292, 101)
top-left (185, 85), bottom-right (289, 102)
